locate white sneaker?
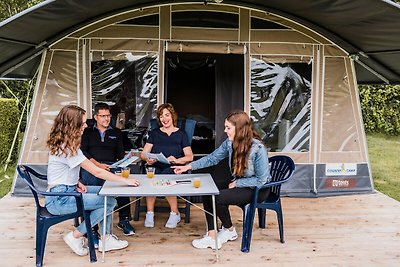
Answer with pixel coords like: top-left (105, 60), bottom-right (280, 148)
top-left (63, 231), bottom-right (88, 256)
top-left (144, 211), bottom-right (155, 228)
top-left (192, 233), bottom-right (222, 249)
top-left (165, 212), bottom-right (181, 228)
top-left (98, 234), bottom-right (128, 252)
top-left (218, 226), bottom-right (238, 244)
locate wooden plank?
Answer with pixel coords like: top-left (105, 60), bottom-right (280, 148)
top-left (0, 192), bottom-right (399, 266)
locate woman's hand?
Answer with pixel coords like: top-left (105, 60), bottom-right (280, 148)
top-left (228, 181), bottom-right (237, 189)
top-left (77, 181), bottom-right (87, 193)
top-left (125, 178), bottom-right (140, 187)
top-left (172, 164), bottom-right (192, 174)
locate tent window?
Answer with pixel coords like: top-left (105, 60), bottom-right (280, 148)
top-left (251, 17), bottom-right (290, 29)
top-left (119, 14), bottom-right (159, 26)
top-left (90, 52), bottom-right (158, 149)
top-left (172, 11), bottom-right (238, 28)
top-left (250, 57), bottom-right (312, 152)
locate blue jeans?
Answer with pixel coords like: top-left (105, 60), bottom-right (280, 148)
top-left (45, 185), bottom-right (117, 235)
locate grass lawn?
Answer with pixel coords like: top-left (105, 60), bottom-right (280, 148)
top-left (0, 134), bottom-right (399, 200)
top-left (366, 133), bottom-right (400, 201)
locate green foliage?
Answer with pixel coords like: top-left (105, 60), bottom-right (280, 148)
top-left (359, 85), bottom-right (400, 135)
top-left (0, 0), bottom-right (43, 21)
top-left (0, 99), bottom-right (19, 164)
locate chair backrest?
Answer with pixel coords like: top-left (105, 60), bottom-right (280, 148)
top-left (16, 165), bottom-right (47, 209)
top-left (268, 155), bottom-right (295, 197)
top-left (150, 118), bottom-right (197, 144)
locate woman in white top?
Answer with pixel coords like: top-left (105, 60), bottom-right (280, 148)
top-left (45, 105), bottom-right (140, 256)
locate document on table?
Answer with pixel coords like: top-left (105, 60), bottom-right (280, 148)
top-left (142, 152), bottom-right (170, 164)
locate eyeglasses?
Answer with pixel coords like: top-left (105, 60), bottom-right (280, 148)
top-left (96, 114), bottom-right (111, 118)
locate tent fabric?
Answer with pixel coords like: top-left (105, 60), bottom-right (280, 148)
top-left (0, 0), bottom-right (399, 83)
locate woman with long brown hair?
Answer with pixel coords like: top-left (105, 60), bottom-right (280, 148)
top-left (173, 111), bottom-right (271, 249)
top-left (45, 105), bottom-right (139, 256)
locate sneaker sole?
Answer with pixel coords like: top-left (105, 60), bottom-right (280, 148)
top-left (192, 242), bottom-right (222, 250)
top-left (98, 242), bottom-right (129, 252)
top-left (116, 224), bottom-right (136, 236)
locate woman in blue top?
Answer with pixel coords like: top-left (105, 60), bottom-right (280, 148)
top-left (140, 103), bottom-right (194, 228)
top-left (173, 110), bottom-right (271, 249)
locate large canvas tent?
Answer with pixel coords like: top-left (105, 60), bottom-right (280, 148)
top-left (2, 0), bottom-right (400, 197)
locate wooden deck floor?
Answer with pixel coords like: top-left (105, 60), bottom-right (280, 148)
top-left (0, 192), bottom-right (399, 267)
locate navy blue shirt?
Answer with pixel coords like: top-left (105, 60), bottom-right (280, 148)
top-left (147, 128), bottom-right (190, 169)
top-left (81, 125), bottom-right (125, 163)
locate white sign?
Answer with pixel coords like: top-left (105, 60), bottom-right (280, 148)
top-left (325, 163), bottom-right (357, 176)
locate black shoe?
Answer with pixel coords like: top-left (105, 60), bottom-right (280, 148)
top-left (117, 219), bottom-right (136, 236)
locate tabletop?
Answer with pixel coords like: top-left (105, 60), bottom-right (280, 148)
top-left (98, 173), bottom-right (219, 197)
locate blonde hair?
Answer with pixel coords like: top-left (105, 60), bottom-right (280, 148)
top-left (226, 111), bottom-right (261, 177)
top-left (156, 103), bottom-right (178, 127)
top-left (47, 105), bottom-right (86, 157)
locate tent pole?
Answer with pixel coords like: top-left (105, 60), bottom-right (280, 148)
top-left (3, 79), bottom-right (33, 173)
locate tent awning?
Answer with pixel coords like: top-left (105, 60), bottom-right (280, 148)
top-left (1, 0), bottom-right (400, 84)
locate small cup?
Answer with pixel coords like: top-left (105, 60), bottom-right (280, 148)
top-left (121, 167), bottom-right (130, 178)
top-left (146, 166), bottom-right (155, 178)
top-left (193, 177), bottom-right (201, 188)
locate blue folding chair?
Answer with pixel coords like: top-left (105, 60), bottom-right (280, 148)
top-left (240, 155), bottom-right (295, 252)
top-left (133, 118), bottom-right (197, 223)
top-left (17, 165), bottom-right (96, 266)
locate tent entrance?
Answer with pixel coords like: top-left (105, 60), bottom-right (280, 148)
top-left (164, 52), bottom-right (244, 155)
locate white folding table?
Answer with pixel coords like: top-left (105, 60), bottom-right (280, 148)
top-left (98, 173), bottom-right (220, 261)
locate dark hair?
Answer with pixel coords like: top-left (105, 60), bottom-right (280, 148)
top-left (226, 110), bottom-right (262, 177)
top-left (156, 103), bottom-right (178, 127)
top-left (94, 102), bottom-right (110, 115)
top-left (47, 105), bottom-right (86, 156)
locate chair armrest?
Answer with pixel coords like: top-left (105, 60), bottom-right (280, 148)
top-left (39, 190), bottom-right (82, 198)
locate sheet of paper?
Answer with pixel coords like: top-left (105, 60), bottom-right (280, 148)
top-left (142, 152), bottom-right (170, 164)
top-left (110, 155), bottom-right (139, 168)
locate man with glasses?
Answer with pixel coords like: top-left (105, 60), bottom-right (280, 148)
top-left (80, 102), bottom-right (135, 248)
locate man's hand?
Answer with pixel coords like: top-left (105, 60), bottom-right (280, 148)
top-left (97, 162), bottom-right (110, 171)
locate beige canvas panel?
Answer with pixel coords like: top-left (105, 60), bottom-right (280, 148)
top-left (239, 8), bottom-right (250, 42)
top-left (84, 25), bottom-right (159, 39)
top-left (19, 51), bottom-right (52, 163)
top-left (251, 29), bottom-right (317, 44)
top-left (91, 39), bottom-right (159, 52)
top-left (251, 10), bottom-right (331, 45)
top-left (250, 43), bottom-right (313, 56)
top-left (70, 7), bottom-right (159, 38)
top-left (166, 41), bottom-right (245, 54)
top-left (50, 38), bottom-right (79, 50)
top-left (319, 152), bottom-right (365, 163)
top-left (28, 51), bottom-right (78, 163)
top-left (311, 45), bottom-right (324, 164)
top-left (345, 57), bottom-right (367, 162)
top-left (79, 39), bottom-right (91, 114)
top-left (160, 6), bottom-right (171, 40)
top-left (324, 45), bottom-right (348, 57)
top-left (321, 57), bottom-right (361, 157)
top-left (171, 27), bottom-right (239, 42)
